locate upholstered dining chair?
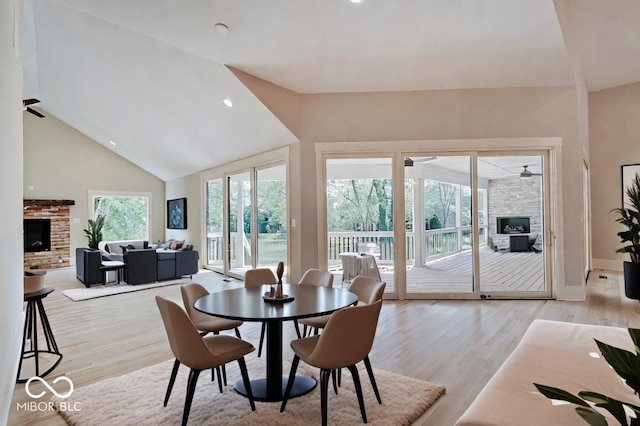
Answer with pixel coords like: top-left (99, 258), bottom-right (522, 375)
top-left (244, 268), bottom-right (277, 357)
top-left (155, 296), bottom-right (256, 426)
top-left (181, 283), bottom-right (243, 392)
top-left (280, 300), bottom-right (383, 426)
top-left (300, 275), bottom-right (383, 337)
top-left (297, 269), bottom-right (334, 337)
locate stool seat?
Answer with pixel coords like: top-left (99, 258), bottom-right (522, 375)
top-left (17, 287), bottom-right (62, 383)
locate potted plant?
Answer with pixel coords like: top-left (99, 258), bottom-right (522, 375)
top-left (612, 173), bottom-right (640, 299)
top-left (83, 214), bottom-right (105, 249)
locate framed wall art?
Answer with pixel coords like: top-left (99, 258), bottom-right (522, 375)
top-left (167, 198), bottom-right (187, 229)
top-left (622, 164), bottom-right (640, 208)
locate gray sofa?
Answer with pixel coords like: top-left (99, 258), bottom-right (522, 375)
top-left (76, 246), bottom-right (199, 286)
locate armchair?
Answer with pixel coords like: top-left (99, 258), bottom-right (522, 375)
top-left (75, 248), bottom-right (103, 287)
top-left (124, 249), bottom-right (157, 285)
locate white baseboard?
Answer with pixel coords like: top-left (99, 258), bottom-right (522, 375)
top-left (593, 258), bottom-right (623, 272)
top-left (557, 284), bottom-right (586, 301)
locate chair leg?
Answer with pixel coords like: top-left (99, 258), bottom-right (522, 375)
top-left (222, 364), bottom-right (227, 386)
top-left (237, 357), bottom-right (256, 411)
top-left (347, 365), bottom-right (367, 424)
top-left (215, 366), bottom-right (223, 393)
top-left (331, 369), bottom-right (338, 395)
top-left (320, 369), bottom-right (331, 426)
top-left (338, 367), bottom-right (342, 387)
top-left (280, 355), bottom-right (301, 412)
top-left (164, 359), bottom-right (181, 407)
top-left (182, 369), bottom-right (201, 426)
top-left (257, 322), bottom-right (266, 357)
top-left (234, 327), bottom-right (242, 339)
top-left (364, 356), bottom-right (382, 404)
top-left (294, 319), bottom-right (302, 338)
top-left (302, 324), bottom-right (308, 337)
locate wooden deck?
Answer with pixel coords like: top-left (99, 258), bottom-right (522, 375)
top-left (333, 246), bottom-right (545, 295)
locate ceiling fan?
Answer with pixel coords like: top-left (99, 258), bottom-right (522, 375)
top-left (519, 165), bottom-right (542, 179)
top-left (404, 156), bottom-right (437, 167)
top-left (23, 99), bottom-right (45, 118)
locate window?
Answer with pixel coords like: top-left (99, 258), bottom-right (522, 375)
top-left (89, 191), bottom-right (151, 241)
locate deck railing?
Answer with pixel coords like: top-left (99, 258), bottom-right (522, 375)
top-left (206, 226), bottom-right (487, 266)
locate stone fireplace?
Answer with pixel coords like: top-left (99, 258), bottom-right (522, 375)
top-left (23, 199), bottom-right (75, 269)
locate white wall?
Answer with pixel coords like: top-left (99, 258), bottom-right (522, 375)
top-left (0, 0), bottom-right (25, 422)
top-left (299, 87), bottom-right (584, 299)
top-left (23, 113), bottom-right (165, 255)
top-left (165, 173), bottom-right (202, 255)
top-left (590, 82), bottom-right (640, 270)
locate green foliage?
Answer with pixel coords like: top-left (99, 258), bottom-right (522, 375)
top-left (424, 180), bottom-right (456, 228)
top-left (534, 328), bottom-right (640, 425)
top-left (327, 179), bottom-right (393, 232)
top-left (611, 174), bottom-right (640, 263)
top-left (83, 214), bottom-right (105, 249)
top-left (429, 215), bottom-right (442, 229)
top-left (93, 195), bottom-right (148, 241)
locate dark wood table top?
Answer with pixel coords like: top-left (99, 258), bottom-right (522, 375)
top-left (194, 284), bottom-right (358, 323)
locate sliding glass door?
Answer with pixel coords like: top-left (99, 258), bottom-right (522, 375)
top-left (321, 150), bottom-right (552, 300)
top-left (228, 171), bottom-right (252, 277)
top-left (325, 157), bottom-right (395, 293)
top-left (204, 162), bottom-right (288, 279)
top-left (405, 155), bottom-right (475, 296)
top-left (256, 164), bottom-right (287, 269)
top-left (477, 153), bottom-right (549, 297)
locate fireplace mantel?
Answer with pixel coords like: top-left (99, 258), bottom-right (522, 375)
top-left (24, 199), bottom-right (75, 207)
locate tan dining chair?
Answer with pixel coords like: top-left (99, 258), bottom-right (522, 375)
top-left (181, 283), bottom-right (243, 392)
top-left (297, 269), bottom-right (334, 337)
top-left (155, 296), bottom-right (256, 426)
top-left (300, 275), bottom-right (384, 336)
top-left (244, 268), bottom-right (277, 357)
top-left (280, 300), bottom-right (383, 426)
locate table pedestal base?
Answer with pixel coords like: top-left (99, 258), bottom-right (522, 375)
top-left (234, 376), bottom-right (316, 402)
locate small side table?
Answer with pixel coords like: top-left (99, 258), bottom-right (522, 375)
top-left (17, 287), bottom-right (62, 383)
top-left (100, 261), bottom-right (125, 284)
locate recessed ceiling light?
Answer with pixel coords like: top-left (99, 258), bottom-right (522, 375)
top-left (109, 140), bottom-right (117, 146)
top-left (222, 98), bottom-right (233, 107)
top-left (350, 0), bottom-right (363, 3)
top-left (214, 22), bottom-right (229, 34)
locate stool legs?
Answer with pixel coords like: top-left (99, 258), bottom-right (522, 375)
top-left (17, 298), bottom-right (63, 383)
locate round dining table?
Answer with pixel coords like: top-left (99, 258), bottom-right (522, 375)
top-left (194, 283), bottom-right (358, 402)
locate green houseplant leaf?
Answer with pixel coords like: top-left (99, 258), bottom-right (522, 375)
top-left (83, 214), bottom-right (105, 249)
top-left (612, 174), bottom-right (640, 264)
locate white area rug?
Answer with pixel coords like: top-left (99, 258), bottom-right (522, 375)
top-left (63, 270), bottom-right (213, 301)
top-left (53, 356), bottom-right (445, 425)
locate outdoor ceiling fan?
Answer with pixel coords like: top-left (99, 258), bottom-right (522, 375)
top-left (519, 165), bottom-right (541, 179)
top-left (23, 99), bottom-right (45, 118)
top-left (404, 156), bottom-right (437, 167)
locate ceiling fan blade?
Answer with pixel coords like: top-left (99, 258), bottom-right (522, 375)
top-left (23, 98), bottom-right (40, 106)
top-left (26, 107), bottom-right (45, 118)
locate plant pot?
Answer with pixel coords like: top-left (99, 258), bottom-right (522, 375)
top-left (623, 261), bottom-right (640, 299)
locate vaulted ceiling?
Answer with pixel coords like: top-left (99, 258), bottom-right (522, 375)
top-left (22, 0), bottom-right (640, 181)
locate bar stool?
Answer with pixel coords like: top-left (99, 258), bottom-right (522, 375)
top-left (17, 275), bottom-right (63, 383)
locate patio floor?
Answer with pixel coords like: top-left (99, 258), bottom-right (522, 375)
top-left (332, 246), bottom-right (546, 295)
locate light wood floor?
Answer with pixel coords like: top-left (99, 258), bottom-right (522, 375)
top-left (8, 267), bottom-right (640, 426)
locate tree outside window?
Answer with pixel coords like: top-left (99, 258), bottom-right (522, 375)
top-left (91, 193), bottom-right (150, 241)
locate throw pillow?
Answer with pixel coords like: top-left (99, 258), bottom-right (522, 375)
top-left (175, 240), bottom-right (184, 250)
top-left (120, 245), bottom-right (129, 254)
top-left (104, 244), bottom-right (111, 253)
top-left (169, 241), bottom-right (178, 250)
